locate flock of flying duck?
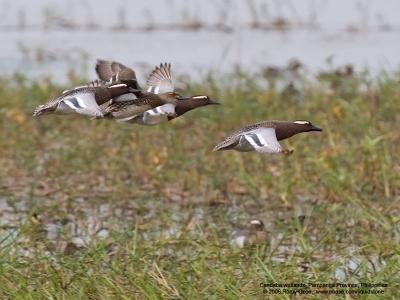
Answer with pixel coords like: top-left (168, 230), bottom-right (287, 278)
top-left (33, 60), bottom-right (322, 154)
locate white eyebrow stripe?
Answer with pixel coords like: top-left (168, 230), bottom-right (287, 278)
top-left (192, 96), bottom-right (207, 99)
top-left (294, 121), bottom-right (309, 124)
top-left (109, 84), bottom-right (127, 88)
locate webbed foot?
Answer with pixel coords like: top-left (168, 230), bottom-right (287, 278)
top-left (282, 149), bottom-right (294, 155)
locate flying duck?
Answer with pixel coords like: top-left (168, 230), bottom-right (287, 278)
top-left (96, 60), bottom-right (219, 124)
top-left (100, 90), bottom-right (179, 122)
top-left (213, 120), bottom-right (322, 154)
top-left (32, 83), bottom-right (132, 118)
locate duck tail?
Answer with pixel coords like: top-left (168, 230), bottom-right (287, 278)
top-left (32, 105), bottom-right (49, 117)
top-left (213, 136), bottom-right (237, 152)
top-left (213, 142), bottom-right (226, 152)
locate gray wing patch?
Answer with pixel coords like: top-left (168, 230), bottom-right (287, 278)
top-left (245, 133), bottom-right (264, 147)
top-left (243, 128), bottom-right (282, 154)
top-left (62, 92), bottom-right (103, 118)
top-left (63, 97), bottom-right (83, 109)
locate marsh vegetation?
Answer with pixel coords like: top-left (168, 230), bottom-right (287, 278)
top-left (0, 65), bottom-right (398, 298)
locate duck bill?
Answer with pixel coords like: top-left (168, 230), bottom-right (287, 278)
top-left (208, 99), bottom-right (220, 105)
top-left (310, 125), bottom-right (322, 132)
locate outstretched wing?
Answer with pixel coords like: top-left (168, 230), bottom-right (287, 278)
top-left (61, 79), bottom-right (110, 95)
top-left (146, 63), bottom-right (174, 94)
top-left (95, 59), bottom-right (139, 89)
top-left (96, 60), bottom-right (136, 81)
top-left (243, 128), bottom-right (282, 154)
top-left (61, 92), bottom-right (103, 118)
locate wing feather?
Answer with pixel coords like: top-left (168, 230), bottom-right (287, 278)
top-left (146, 63), bottom-right (174, 94)
top-left (61, 92), bottom-right (103, 118)
top-left (95, 59), bottom-right (136, 81)
top-left (243, 128), bottom-right (282, 154)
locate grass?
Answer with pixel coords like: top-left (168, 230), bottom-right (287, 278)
top-left (0, 68), bottom-right (399, 299)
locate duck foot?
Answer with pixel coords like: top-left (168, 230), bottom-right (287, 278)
top-left (282, 149), bottom-right (294, 155)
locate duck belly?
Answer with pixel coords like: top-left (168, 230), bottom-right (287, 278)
top-left (142, 111), bottom-right (169, 125)
top-left (140, 104), bottom-right (176, 125)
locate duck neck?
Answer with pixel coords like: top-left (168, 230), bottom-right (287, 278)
top-left (275, 123), bottom-right (303, 141)
top-left (175, 98), bottom-right (204, 116)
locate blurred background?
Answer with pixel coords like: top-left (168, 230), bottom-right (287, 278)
top-left (1, 0), bottom-right (400, 82)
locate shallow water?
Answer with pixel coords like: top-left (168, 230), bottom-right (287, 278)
top-left (1, 0), bottom-right (400, 82)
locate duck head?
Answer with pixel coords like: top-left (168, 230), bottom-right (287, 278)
top-left (185, 95), bottom-right (219, 106)
top-left (174, 95), bottom-right (219, 115)
top-left (275, 120), bottom-right (322, 140)
top-left (292, 120), bottom-right (322, 132)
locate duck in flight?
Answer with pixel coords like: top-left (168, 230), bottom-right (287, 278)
top-left (32, 82), bottom-right (132, 118)
top-left (213, 120), bottom-right (322, 155)
top-left (96, 60), bottom-right (219, 125)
